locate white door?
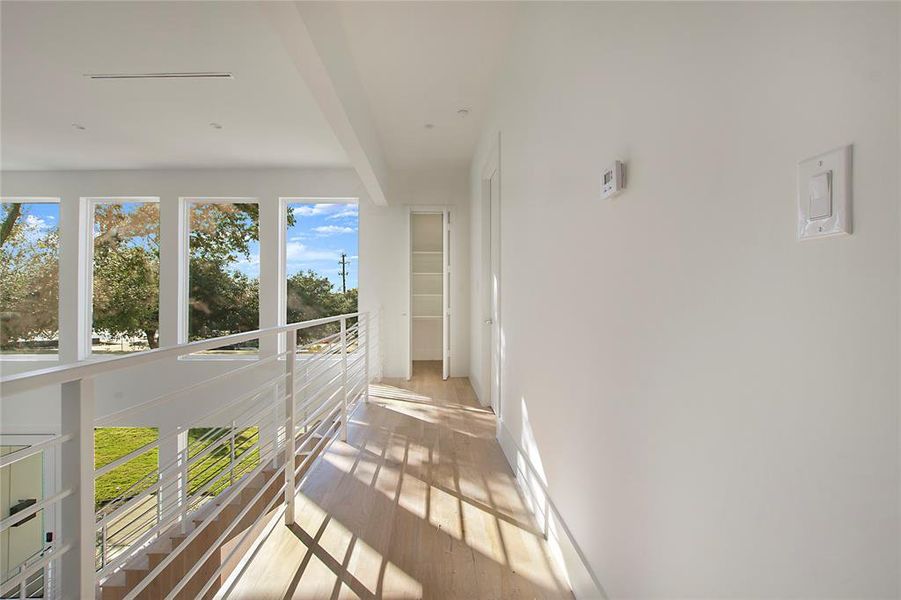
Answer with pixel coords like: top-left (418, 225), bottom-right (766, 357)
top-left (484, 163), bottom-right (501, 415)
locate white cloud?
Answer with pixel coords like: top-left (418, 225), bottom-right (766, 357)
top-left (291, 203), bottom-right (332, 217)
top-left (24, 214), bottom-right (50, 230)
top-left (313, 225), bottom-right (355, 236)
top-left (285, 241), bottom-right (342, 263)
top-left (326, 206), bottom-right (359, 220)
top-left (290, 203), bottom-right (358, 219)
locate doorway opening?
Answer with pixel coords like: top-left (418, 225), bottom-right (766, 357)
top-left (481, 144), bottom-right (501, 416)
top-left (409, 209), bottom-right (450, 380)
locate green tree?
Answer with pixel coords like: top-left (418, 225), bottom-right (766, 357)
top-left (92, 204), bottom-right (161, 348)
top-left (1, 202), bottom-right (360, 352)
top-left (189, 258), bottom-right (259, 341)
top-left (0, 205), bottom-right (58, 350)
top-left (287, 270), bottom-right (358, 343)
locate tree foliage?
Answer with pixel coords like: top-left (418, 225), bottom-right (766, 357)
top-left (1, 202), bottom-right (354, 352)
top-left (0, 205), bottom-right (58, 349)
top-left (92, 203), bottom-right (161, 348)
top-left (287, 270), bottom-right (358, 343)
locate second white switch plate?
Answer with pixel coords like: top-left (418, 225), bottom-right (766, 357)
top-left (797, 145), bottom-right (852, 240)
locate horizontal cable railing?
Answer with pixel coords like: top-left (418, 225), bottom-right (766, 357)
top-left (0, 311), bottom-right (372, 599)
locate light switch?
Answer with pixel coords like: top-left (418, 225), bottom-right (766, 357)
top-left (797, 145), bottom-right (851, 240)
top-left (808, 171), bottom-right (832, 220)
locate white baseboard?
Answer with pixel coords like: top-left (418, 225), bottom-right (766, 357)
top-left (497, 420), bottom-right (608, 600)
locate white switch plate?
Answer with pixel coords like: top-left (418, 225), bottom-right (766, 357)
top-left (797, 145), bottom-right (852, 240)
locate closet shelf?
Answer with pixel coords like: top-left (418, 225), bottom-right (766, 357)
top-left (413, 315), bottom-right (443, 320)
top-left (412, 271), bottom-right (442, 275)
top-left (412, 293), bottom-right (442, 297)
top-left (412, 250), bottom-right (443, 255)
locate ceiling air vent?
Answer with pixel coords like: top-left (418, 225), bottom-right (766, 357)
top-left (84, 72), bottom-right (233, 80)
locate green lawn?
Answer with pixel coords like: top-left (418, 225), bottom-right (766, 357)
top-left (94, 427), bottom-right (260, 510)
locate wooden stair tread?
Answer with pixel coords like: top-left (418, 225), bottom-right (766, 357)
top-left (99, 434), bottom-right (334, 599)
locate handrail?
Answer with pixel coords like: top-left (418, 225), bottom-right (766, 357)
top-left (0, 312), bottom-right (360, 396)
top-left (1, 310), bottom-right (372, 599)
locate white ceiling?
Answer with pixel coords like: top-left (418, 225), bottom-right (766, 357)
top-left (0, 1), bottom-right (349, 171)
top-left (333, 2), bottom-right (518, 171)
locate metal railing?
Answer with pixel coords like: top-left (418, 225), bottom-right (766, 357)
top-left (0, 312), bottom-right (372, 599)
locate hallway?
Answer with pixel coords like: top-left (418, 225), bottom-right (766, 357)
top-left (226, 361), bottom-right (572, 599)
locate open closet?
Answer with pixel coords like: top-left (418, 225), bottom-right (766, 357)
top-left (409, 210), bottom-right (450, 379)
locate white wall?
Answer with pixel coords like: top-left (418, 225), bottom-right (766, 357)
top-left (364, 167), bottom-right (471, 378)
top-left (471, 3), bottom-right (900, 597)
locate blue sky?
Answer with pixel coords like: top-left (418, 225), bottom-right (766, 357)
top-left (231, 202), bottom-right (359, 291)
top-left (13, 202), bottom-right (58, 231)
top-left (285, 202), bottom-right (359, 290)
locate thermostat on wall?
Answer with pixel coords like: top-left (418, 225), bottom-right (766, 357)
top-left (601, 160), bottom-right (625, 199)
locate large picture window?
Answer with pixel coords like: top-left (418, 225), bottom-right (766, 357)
top-left (0, 199), bottom-right (60, 355)
top-left (91, 199), bottom-right (160, 354)
top-left (284, 201), bottom-right (358, 344)
top-left (187, 200), bottom-right (260, 354)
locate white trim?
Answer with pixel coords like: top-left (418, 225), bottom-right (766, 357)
top-left (0, 197), bottom-right (60, 204)
top-left (480, 133), bottom-right (502, 422)
top-left (496, 421), bottom-right (608, 600)
top-left (80, 196), bottom-right (160, 205)
top-left (407, 206), bottom-right (450, 380)
top-left (0, 354), bottom-right (59, 362)
top-left (0, 198), bottom-right (62, 364)
top-left (280, 196), bottom-right (359, 203)
top-left (179, 197), bottom-right (260, 352)
top-left (81, 197), bottom-right (161, 358)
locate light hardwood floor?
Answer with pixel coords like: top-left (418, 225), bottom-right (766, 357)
top-left (225, 361), bottom-right (572, 600)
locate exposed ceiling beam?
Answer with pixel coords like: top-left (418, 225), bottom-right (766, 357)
top-left (261, 2), bottom-right (389, 206)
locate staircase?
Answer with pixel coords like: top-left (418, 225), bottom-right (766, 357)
top-left (99, 432), bottom-right (326, 600)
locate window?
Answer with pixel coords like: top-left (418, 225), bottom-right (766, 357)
top-left (90, 199), bottom-right (160, 354)
top-left (187, 200), bottom-right (259, 354)
top-left (284, 201), bottom-right (359, 345)
top-left (0, 199), bottom-right (59, 356)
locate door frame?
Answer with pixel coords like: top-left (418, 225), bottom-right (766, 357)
top-left (480, 134), bottom-right (502, 420)
top-left (407, 206), bottom-right (451, 381)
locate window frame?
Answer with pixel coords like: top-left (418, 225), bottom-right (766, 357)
top-left (280, 197), bottom-right (360, 356)
top-left (81, 197), bottom-right (161, 359)
top-left (180, 197), bottom-right (260, 361)
top-left (0, 197), bottom-right (62, 362)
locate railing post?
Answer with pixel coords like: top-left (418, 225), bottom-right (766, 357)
top-left (364, 313), bottom-right (370, 403)
top-left (59, 377), bottom-right (95, 599)
top-left (284, 332), bottom-right (297, 526)
top-left (270, 395), bottom-right (279, 467)
top-left (229, 420), bottom-right (236, 486)
top-left (303, 358), bottom-right (309, 434)
top-left (340, 318), bottom-right (348, 442)
top-left (177, 429), bottom-right (188, 533)
top-left (100, 517), bottom-right (107, 569)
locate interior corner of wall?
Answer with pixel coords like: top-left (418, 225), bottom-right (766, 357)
top-left (496, 420), bottom-right (607, 600)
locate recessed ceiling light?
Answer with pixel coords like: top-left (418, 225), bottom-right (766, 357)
top-left (72, 123), bottom-right (86, 130)
top-left (424, 123), bottom-right (434, 129)
top-left (210, 122), bottom-right (223, 130)
top-left (457, 108), bottom-right (470, 117)
top-left (85, 72), bottom-right (234, 80)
